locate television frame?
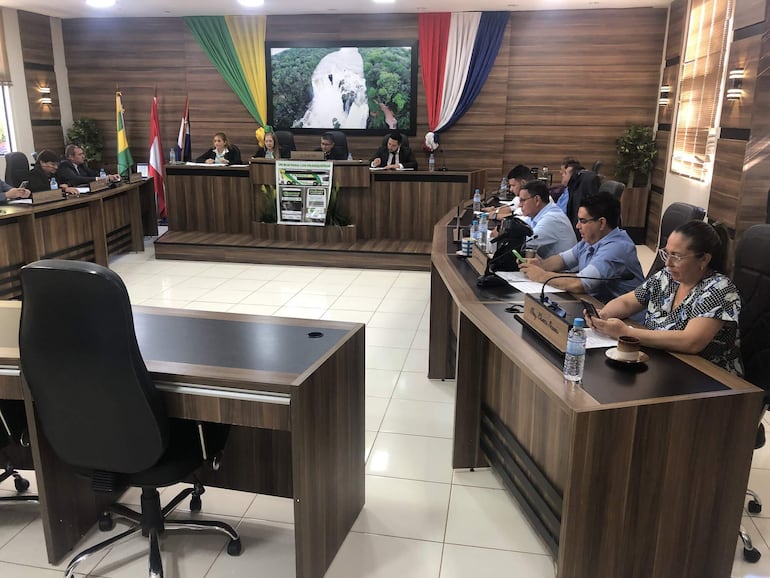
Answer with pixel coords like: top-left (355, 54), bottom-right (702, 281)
top-left (265, 39), bottom-right (419, 136)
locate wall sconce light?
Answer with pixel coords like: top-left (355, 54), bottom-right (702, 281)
top-left (658, 85), bottom-right (671, 106)
top-left (39, 86), bottom-right (52, 105)
top-left (726, 68), bottom-right (744, 100)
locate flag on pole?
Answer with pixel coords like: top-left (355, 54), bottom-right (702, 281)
top-left (116, 92), bottom-right (134, 178)
top-left (176, 97), bottom-right (191, 162)
top-left (149, 94), bottom-right (166, 219)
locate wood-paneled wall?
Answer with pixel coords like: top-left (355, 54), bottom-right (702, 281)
top-left (18, 10), bottom-right (64, 154)
top-left (62, 9), bottom-right (666, 189)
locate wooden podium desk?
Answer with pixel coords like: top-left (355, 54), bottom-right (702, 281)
top-left (429, 208), bottom-right (762, 578)
top-left (0, 301), bottom-right (365, 578)
top-left (0, 180), bottom-right (152, 299)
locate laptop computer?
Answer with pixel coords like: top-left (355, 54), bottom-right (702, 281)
top-left (291, 151), bottom-right (325, 161)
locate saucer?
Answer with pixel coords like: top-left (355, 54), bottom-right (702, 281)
top-left (605, 347), bottom-right (649, 364)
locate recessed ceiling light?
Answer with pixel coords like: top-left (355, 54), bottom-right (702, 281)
top-left (86, 0), bottom-right (116, 7)
top-left (238, 0), bottom-right (264, 6)
top-left (373, 0), bottom-right (396, 4)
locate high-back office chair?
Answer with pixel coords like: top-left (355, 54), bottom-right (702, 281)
top-left (0, 400), bottom-right (37, 503)
top-left (646, 202), bottom-right (706, 278)
top-left (598, 179), bottom-right (625, 202)
top-left (326, 130), bottom-right (349, 158)
top-left (275, 130), bottom-right (296, 158)
top-left (4, 152), bottom-right (31, 187)
top-left (18, 259), bottom-right (241, 577)
top-left (733, 224), bottom-right (770, 562)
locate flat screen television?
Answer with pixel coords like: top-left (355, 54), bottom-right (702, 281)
top-left (266, 40), bottom-right (418, 136)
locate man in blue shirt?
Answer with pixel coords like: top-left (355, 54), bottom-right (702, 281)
top-left (518, 179), bottom-right (575, 259)
top-left (520, 190), bottom-right (644, 303)
top-left (0, 178), bottom-right (31, 203)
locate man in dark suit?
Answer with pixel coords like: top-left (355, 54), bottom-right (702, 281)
top-left (369, 132), bottom-right (418, 170)
top-left (57, 144), bottom-right (120, 186)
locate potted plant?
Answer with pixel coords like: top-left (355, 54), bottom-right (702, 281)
top-left (615, 125), bottom-right (657, 189)
top-left (66, 119), bottom-right (104, 166)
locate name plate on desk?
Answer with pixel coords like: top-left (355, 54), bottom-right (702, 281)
top-left (128, 173), bottom-right (143, 183)
top-left (32, 189), bottom-right (64, 204)
top-left (89, 179), bottom-right (109, 193)
top-left (522, 293), bottom-right (571, 353)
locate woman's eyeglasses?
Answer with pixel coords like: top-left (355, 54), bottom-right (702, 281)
top-left (658, 249), bottom-right (702, 264)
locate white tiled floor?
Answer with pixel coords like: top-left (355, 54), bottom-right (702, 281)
top-left (0, 240), bottom-right (765, 577)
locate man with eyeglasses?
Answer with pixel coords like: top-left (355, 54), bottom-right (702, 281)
top-left (520, 190), bottom-right (643, 303)
top-left (516, 179), bottom-right (575, 258)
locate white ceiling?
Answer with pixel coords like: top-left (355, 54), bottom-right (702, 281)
top-left (3, 0), bottom-right (669, 19)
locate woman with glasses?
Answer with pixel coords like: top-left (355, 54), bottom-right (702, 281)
top-left (589, 220), bottom-right (742, 375)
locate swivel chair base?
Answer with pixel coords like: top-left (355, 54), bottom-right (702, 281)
top-left (64, 484), bottom-right (241, 578)
top-left (0, 466), bottom-right (37, 503)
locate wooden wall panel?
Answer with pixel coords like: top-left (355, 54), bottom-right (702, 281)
top-left (666, 0), bottom-right (686, 61)
top-left (18, 11), bottom-right (53, 66)
top-left (651, 130), bottom-right (670, 190)
top-left (709, 138), bottom-right (747, 229)
top-left (734, 0), bottom-right (766, 29)
top-left (63, 9), bottom-right (665, 192)
top-left (25, 69), bottom-right (58, 122)
top-left (31, 126), bottom-right (66, 155)
top-left (720, 35), bottom-right (761, 130)
top-left (658, 66), bottom-right (678, 125)
top-left (646, 190), bottom-right (663, 248)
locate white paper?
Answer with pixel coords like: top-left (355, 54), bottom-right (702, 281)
top-left (495, 271), bottom-right (562, 294)
top-left (8, 198), bottom-right (32, 204)
top-left (76, 187), bottom-right (90, 194)
top-left (585, 329), bottom-right (618, 349)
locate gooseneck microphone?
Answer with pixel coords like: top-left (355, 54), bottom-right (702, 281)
top-left (539, 271), bottom-right (636, 307)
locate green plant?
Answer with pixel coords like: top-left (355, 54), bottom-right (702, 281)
top-left (615, 125), bottom-right (657, 189)
top-left (66, 119), bottom-right (104, 163)
top-left (259, 185), bottom-right (277, 223)
top-left (325, 183), bottom-right (351, 226)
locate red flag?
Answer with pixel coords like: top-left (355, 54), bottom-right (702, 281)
top-left (149, 95), bottom-right (166, 219)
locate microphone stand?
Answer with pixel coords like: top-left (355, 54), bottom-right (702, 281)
top-left (538, 272), bottom-right (636, 313)
top-left (438, 146), bottom-right (448, 171)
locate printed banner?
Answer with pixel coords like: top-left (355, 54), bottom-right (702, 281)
top-left (275, 160), bottom-right (333, 225)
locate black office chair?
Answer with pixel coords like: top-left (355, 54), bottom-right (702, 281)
top-left (598, 179), bottom-right (625, 202)
top-left (646, 202), bottom-right (706, 278)
top-left (733, 224), bottom-right (770, 562)
top-left (0, 400), bottom-right (37, 503)
top-left (275, 130), bottom-right (296, 158)
top-left (326, 130), bottom-right (349, 158)
top-left (4, 152), bottom-right (31, 187)
top-left (18, 259), bottom-right (241, 578)
top-left (591, 160), bottom-right (602, 175)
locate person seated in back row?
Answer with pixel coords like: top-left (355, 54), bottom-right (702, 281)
top-left (484, 164), bottom-right (532, 220)
top-left (26, 150), bottom-right (78, 195)
top-left (57, 144), bottom-right (120, 187)
top-left (195, 132), bottom-right (242, 165)
top-left (512, 179), bottom-right (576, 259)
top-left (370, 132), bottom-right (418, 170)
top-left (255, 131), bottom-right (282, 160)
top-left (317, 132), bottom-right (347, 161)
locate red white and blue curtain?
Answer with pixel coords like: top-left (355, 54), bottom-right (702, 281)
top-left (419, 12), bottom-right (509, 135)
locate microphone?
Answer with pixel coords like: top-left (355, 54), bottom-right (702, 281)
top-left (438, 146), bottom-right (448, 171)
top-left (538, 271), bottom-right (635, 313)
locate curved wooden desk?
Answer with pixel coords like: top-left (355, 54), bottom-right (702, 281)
top-left (429, 207), bottom-right (761, 578)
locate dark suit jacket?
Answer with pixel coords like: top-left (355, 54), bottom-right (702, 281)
top-left (57, 160), bottom-right (98, 186)
top-left (369, 145), bottom-right (418, 170)
top-left (26, 165), bottom-right (56, 193)
top-left (316, 147), bottom-right (347, 161)
top-left (195, 147), bottom-right (243, 165)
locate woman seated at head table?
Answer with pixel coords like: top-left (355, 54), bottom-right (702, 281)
top-left (587, 220), bottom-right (743, 375)
top-left (254, 131), bottom-right (281, 160)
top-left (195, 132), bottom-right (242, 165)
top-left (25, 149), bottom-right (79, 196)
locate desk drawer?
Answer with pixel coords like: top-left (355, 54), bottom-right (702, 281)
top-left (159, 382), bottom-right (291, 431)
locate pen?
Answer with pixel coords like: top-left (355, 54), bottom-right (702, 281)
top-left (511, 249), bottom-right (525, 263)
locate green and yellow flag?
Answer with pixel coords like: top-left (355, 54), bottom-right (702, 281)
top-left (116, 92), bottom-right (133, 178)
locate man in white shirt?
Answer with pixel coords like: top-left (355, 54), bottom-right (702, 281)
top-left (518, 179), bottom-right (576, 258)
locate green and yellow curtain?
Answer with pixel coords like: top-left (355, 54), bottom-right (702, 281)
top-left (185, 16), bottom-right (267, 126)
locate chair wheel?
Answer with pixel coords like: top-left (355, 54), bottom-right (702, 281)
top-left (744, 546), bottom-right (762, 563)
top-left (14, 477), bottom-right (30, 493)
top-left (227, 538), bottom-right (242, 556)
top-left (98, 513), bottom-right (115, 532)
top-left (189, 495), bottom-right (202, 512)
top-left (749, 500), bottom-right (763, 514)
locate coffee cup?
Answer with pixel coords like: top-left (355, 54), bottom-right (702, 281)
top-left (524, 248), bottom-right (537, 259)
top-left (616, 335), bottom-right (641, 361)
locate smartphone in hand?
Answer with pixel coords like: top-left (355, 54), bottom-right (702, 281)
top-left (18, 180), bottom-right (29, 189)
top-left (511, 249), bottom-right (525, 264)
top-left (580, 299), bottom-right (599, 319)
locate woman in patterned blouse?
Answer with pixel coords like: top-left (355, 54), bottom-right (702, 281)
top-left (589, 220), bottom-right (743, 375)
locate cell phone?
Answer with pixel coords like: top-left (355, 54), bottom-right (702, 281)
top-left (18, 180), bottom-right (29, 189)
top-left (511, 249), bottom-right (525, 263)
top-left (581, 299), bottom-right (599, 319)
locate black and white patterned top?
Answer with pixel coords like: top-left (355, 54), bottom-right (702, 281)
top-left (634, 269), bottom-right (743, 375)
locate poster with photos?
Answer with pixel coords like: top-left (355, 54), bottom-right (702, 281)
top-left (275, 160), bottom-right (332, 225)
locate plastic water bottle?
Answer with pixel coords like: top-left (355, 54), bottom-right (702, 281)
top-left (50, 176), bottom-right (58, 190)
top-left (563, 318), bottom-right (587, 383)
top-left (473, 188), bottom-right (481, 212)
top-left (499, 177), bottom-right (508, 199)
top-left (471, 219), bottom-right (480, 244)
top-left (99, 168), bottom-right (106, 179)
top-left (169, 147), bottom-right (177, 164)
top-left (265, 150), bottom-right (274, 159)
top-left (429, 153), bottom-right (435, 172)
top-left (347, 151), bottom-right (353, 161)
top-left (478, 213), bottom-right (488, 251)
